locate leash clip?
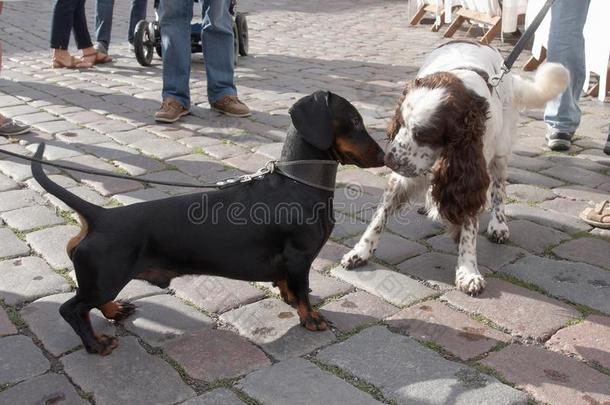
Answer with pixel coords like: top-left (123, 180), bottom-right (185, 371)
top-left (489, 65), bottom-right (510, 88)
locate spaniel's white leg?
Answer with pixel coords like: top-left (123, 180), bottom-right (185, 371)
top-left (341, 174), bottom-right (412, 269)
top-left (455, 218), bottom-right (486, 295)
top-left (487, 156), bottom-right (510, 243)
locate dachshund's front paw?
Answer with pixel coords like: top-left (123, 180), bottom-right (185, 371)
top-left (341, 244), bottom-right (371, 269)
top-left (456, 268), bottom-right (486, 297)
top-left (112, 301), bottom-right (137, 322)
top-left (301, 311), bottom-right (328, 331)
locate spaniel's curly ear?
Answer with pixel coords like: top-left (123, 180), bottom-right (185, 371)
top-left (387, 82), bottom-right (413, 141)
top-left (432, 92), bottom-right (490, 235)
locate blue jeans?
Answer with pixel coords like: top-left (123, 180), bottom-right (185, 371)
top-left (159, 0), bottom-right (236, 109)
top-left (50, 0), bottom-right (93, 50)
top-left (544, 0), bottom-right (591, 134)
top-left (95, 0), bottom-right (148, 50)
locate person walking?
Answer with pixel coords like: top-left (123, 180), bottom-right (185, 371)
top-left (544, 0), bottom-right (591, 151)
top-left (155, 0), bottom-right (250, 123)
top-left (94, 0), bottom-right (148, 57)
top-left (50, 0), bottom-right (111, 68)
top-left (0, 1), bottom-right (30, 136)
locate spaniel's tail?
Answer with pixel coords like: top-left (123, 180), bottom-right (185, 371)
top-left (512, 63), bottom-right (570, 110)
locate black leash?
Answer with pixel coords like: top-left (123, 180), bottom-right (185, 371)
top-left (0, 147), bottom-right (337, 191)
top-left (489, 0), bottom-right (556, 87)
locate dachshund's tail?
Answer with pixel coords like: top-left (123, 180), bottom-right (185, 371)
top-left (31, 143), bottom-right (102, 221)
top-left (512, 62), bottom-right (570, 110)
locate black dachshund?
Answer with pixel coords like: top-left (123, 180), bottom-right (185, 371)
top-left (31, 91), bottom-right (385, 355)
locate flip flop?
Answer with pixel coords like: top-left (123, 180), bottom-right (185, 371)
top-left (82, 51), bottom-right (113, 65)
top-left (52, 56), bottom-right (93, 69)
top-left (580, 200), bottom-right (610, 229)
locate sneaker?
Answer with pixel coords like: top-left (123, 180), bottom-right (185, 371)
top-left (155, 97), bottom-right (190, 123)
top-left (211, 95), bottom-right (251, 118)
top-left (546, 131), bottom-right (573, 152)
top-left (0, 118), bottom-right (30, 137)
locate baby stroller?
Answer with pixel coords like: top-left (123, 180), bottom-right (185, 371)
top-left (133, 0), bottom-right (249, 66)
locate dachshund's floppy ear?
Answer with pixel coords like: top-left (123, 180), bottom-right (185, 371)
top-left (289, 91), bottom-right (334, 150)
top-left (432, 92), bottom-right (490, 238)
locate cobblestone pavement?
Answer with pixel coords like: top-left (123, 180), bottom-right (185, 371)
top-left (1, 1), bottom-right (610, 404)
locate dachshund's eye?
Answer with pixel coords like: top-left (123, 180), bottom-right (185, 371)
top-left (353, 117), bottom-right (361, 126)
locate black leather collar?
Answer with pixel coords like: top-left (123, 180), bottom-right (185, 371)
top-left (274, 160), bottom-right (338, 192)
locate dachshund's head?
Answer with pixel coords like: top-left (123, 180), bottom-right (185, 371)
top-left (289, 91), bottom-right (385, 168)
top-left (385, 72), bottom-right (490, 226)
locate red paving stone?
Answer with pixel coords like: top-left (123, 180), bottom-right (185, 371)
top-left (545, 314), bottom-right (610, 370)
top-left (482, 344), bottom-right (610, 405)
top-left (164, 329), bottom-right (271, 382)
top-left (443, 278), bottom-right (580, 340)
top-left (385, 300), bottom-right (511, 360)
top-left (319, 291), bottom-right (399, 332)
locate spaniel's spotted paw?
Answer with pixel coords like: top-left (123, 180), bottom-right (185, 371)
top-left (341, 244), bottom-right (372, 269)
top-left (487, 219), bottom-right (509, 244)
top-left (456, 267), bottom-right (486, 296)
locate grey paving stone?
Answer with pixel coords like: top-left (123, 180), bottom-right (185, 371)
top-left (426, 234), bottom-right (526, 271)
top-left (167, 153), bottom-right (226, 178)
top-left (203, 143), bottom-right (248, 160)
top-left (124, 294), bottom-right (214, 347)
top-left (506, 203), bottom-right (591, 234)
top-left (506, 184), bottom-right (555, 203)
top-left (62, 336), bottom-right (195, 405)
top-left (545, 154), bottom-right (610, 172)
top-left (482, 344), bottom-right (610, 405)
top-left (320, 291), bottom-right (399, 331)
top-left (552, 185), bottom-right (610, 203)
top-left (500, 256), bottom-right (610, 314)
top-left (25, 174), bottom-right (78, 193)
top-left (345, 232), bottom-right (428, 265)
top-left (316, 326), bottom-right (527, 405)
top-left (112, 188), bottom-right (170, 205)
top-left (509, 154), bottom-right (553, 171)
top-left (385, 300), bottom-right (511, 361)
top-left (540, 165), bottom-right (608, 187)
top-left (113, 153), bottom-right (165, 176)
top-left (0, 227), bottom-right (29, 258)
top-left (552, 237), bottom-right (610, 270)
top-left (591, 227), bottom-right (610, 241)
top-left (181, 388), bottom-right (244, 405)
top-left (0, 189), bottom-right (44, 212)
top-left (539, 197), bottom-right (593, 219)
top-left (0, 373), bottom-right (88, 405)
top-left (139, 170), bottom-right (201, 195)
top-left (78, 142), bottom-right (137, 161)
top-left (444, 277), bottom-right (580, 339)
top-left (25, 141), bottom-right (83, 160)
top-left (386, 209), bottom-right (443, 240)
top-left (331, 263), bottom-right (436, 307)
top-left (164, 329), bottom-right (271, 381)
top-left (33, 119), bottom-right (81, 135)
top-left (334, 186), bottom-right (381, 217)
top-left (220, 298), bottom-right (335, 360)
top-left (238, 358), bottom-right (382, 405)
top-left (336, 168), bottom-right (387, 196)
top-left (506, 220), bottom-right (571, 254)
top-left (131, 138), bottom-right (191, 160)
top-left (116, 279), bottom-right (167, 301)
top-left (0, 307), bottom-right (17, 336)
top-left (171, 275), bottom-right (265, 314)
top-left (507, 167), bottom-right (563, 188)
top-left (0, 335), bottom-right (50, 385)
top-left (312, 240), bottom-right (351, 271)
top-left (0, 173), bottom-right (18, 192)
top-left (397, 252), bottom-right (492, 290)
top-left (331, 213), bottom-right (369, 239)
top-left (0, 205), bottom-right (64, 231)
top-left (26, 225), bottom-right (79, 269)
top-left (20, 292), bottom-right (114, 356)
top-left (0, 256), bottom-right (71, 305)
top-left (56, 129), bottom-right (108, 144)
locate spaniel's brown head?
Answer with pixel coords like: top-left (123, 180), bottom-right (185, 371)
top-left (385, 72), bottom-right (490, 227)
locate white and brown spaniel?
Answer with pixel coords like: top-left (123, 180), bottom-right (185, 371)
top-left (342, 40), bottom-right (569, 295)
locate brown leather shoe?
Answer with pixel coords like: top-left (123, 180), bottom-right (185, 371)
top-left (211, 95), bottom-right (251, 118)
top-left (155, 97), bottom-right (190, 123)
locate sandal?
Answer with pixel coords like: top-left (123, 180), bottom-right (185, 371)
top-left (52, 56), bottom-right (93, 69)
top-left (580, 200), bottom-right (610, 229)
top-left (82, 51), bottom-right (113, 65)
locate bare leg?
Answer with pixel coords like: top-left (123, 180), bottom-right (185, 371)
top-left (455, 218), bottom-right (486, 295)
top-left (487, 156), bottom-right (509, 243)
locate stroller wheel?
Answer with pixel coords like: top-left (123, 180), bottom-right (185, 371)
top-left (236, 13), bottom-right (249, 56)
top-left (134, 20), bottom-right (154, 66)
